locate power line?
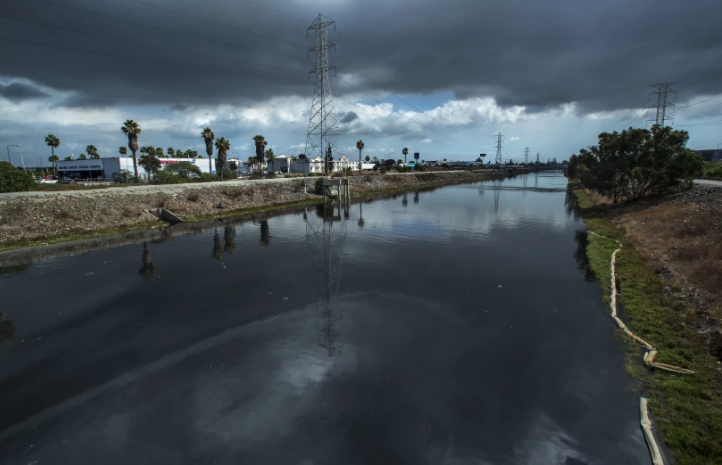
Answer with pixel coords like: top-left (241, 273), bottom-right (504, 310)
top-left (124, 0), bottom-right (307, 49)
top-left (333, 31), bottom-right (497, 146)
top-left (675, 119), bottom-right (722, 128)
top-left (238, 0), bottom-right (309, 24)
top-left (0, 36), bottom-right (310, 83)
top-left (0, 15), bottom-right (308, 74)
top-left (647, 83), bottom-right (676, 127)
top-left (335, 76), bottom-right (488, 152)
top-left (334, 55), bottom-right (496, 147)
top-left (28, 0), bottom-right (306, 62)
top-left (174, 0), bottom-right (310, 42)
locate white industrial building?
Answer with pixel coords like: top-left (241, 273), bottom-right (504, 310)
top-left (56, 157), bottom-right (217, 179)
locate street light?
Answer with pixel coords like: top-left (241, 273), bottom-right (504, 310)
top-left (6, 144), bottom-right (19, 165)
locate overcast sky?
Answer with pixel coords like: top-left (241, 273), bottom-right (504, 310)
top-left (2, 0), bottom-right (722, 165)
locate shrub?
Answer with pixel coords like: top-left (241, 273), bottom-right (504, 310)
top-left (222, 170), bottom-right (238, 179)
top-left (380, 166), bottom-right (387, 174)
top-left (0, 162), bottom-right (35, 193)
top-left (122, 206), bottom-right (138, 217)
top-left (164, 161), bottom-right (202, 179)
top-left (266, 172), bottom-right (277, 179)
top-left (153, 171), bottom-right (186, 185)
top-left (414, 163), bottom-right (426, 172)
top-left (200, 173), bottom-right (217, 182)
top-left (229, 161), bottom-right (238, 171)
top-left (249, 173), bottom-right (263, 180)
top-left (314, 177), bottom-right (330, 195)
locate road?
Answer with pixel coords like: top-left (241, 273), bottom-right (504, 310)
top-left (694, 179), bottom-right (722, 188)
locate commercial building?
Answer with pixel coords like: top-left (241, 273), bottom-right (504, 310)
top-left (56, 157), bottom-right (217, 179)
top-left (695, 149), bottom-right (722, 161)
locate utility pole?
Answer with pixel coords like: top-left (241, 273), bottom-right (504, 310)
top-left (305, 14), bottom-right (342, 176)
top-left (647, 82), bottom-right (676, 127)
top-left (495, 133), bottom-right (503, 166)
top-left (524, 147), bottom-right (530, 165)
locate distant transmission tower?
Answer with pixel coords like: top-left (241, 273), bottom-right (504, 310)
top-left (305, 14), bottom-right (343, 172)
top-left (495, 133), bottom-right (504, 165)
top-left (536, 153), bottom-right (540, 164)
top-left (524, 147), bottom-right (530, 165)
top-left (647, 82), bottom-right (676, 127)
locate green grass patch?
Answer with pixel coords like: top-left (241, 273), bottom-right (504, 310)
top-left (0, 222), bottom-right (161, 253)
top-left (572, 183), bottom-right (722, 465)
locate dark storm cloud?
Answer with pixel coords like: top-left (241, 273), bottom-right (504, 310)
top-left (339, 111), bottom-right (358, 123)
top-left (1, 0), bottom-right (721, 112)
top-left (0, 82), bottom-right (47, 100)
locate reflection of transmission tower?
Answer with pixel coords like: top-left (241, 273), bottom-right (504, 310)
top-left (493, 182), bottom-right (501, 214)
top-left (305, 14), bottom-right (343, 163)
top-left (305, 204), bottom-right (347, 356)
top-left (495, 133), bottom-right (504, 165)
top-left (647, 82), bottom-right (676, 127)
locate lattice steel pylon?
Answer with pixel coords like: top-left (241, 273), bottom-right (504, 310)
top-left (647, 82), bottom-right (676, 127)
top-left (524, 147), bottom-right (530, 165)
top-left (495, 133), bottom-right (504, 165)
top-left (305, 14), bottom-right (343, 170)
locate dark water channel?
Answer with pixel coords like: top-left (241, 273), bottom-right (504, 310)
top-left (0, 173), bottom-right (650, 465)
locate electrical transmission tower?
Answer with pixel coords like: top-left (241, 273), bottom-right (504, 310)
top-left (305, 14), bottom-right (343, 171)
top-left (524, 147), bottom-right (530, 165)
top-left (536, 153), bottom-right (540, 164)
top-left (495, 133), bottom-right (504, 165)
top-left (647, 82), bottom-right (676, 127)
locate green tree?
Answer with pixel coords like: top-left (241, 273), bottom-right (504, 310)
top-left (138, 153), bottom-right (161, 177)
top-left (164, 161), bottom-right (201, 178)
top-left (397, 159), bottom-right (403, 165)
top-left (365, 155), bottom-right (370, 162)
top-left (402, 147), bottom-right (409, 164)
top-left (155, 147), bottom-right (164, 158)
top-left (167, 147), bottom-right (175, 157)
top-left (121, 120), bottom-right (141, 180)
top-left (568, 125), bottom-right (704, 202)
top-left (78, 154), bottom-right (88, 160)
top-left (356, 140), bottom-right (365, 163)
top-left (44, 134), bottom-right (60, 171)
top-left (63, 156), bottom-right (72, 161)
top-left (229, 161), bottom-right (238, 171)
top-left (215, 137), bottom-right (231, 174)
top-left (119, 146), bottom-right (127, 157)
top-left (0, 161), bottom-right (35, 193)
top-left (265, 148), bottom-right (275, 164)
top-left (86, 145), bottom-right (99, 159)
top-left (253, 135), bottom-right (267, 172)
top-left (201, 127), bottom-right (215, 174)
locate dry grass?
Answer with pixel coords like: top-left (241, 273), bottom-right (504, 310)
top-left (620, 201), bottom-right (722, 320)
top-left (187, 191), bottom-right (200, 202)
top-left (166, 203), bottom-right (187, 212)
top-left (56, 210), bottom-right (81, 221)
top-left (122, 206), bottom-right (138, 218)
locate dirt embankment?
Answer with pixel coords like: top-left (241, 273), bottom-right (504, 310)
top-left (0, 170), bottom-right (506, 248)
top-left (614, 185), bottom-right (722, 358)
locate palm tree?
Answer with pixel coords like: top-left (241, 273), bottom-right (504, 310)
top-left (356, 140), bottom-right (365, 164)
top-left (402, 147), bottom-right (409, 164)
top-left (45, 134), bottom-right (60, 171)
top-left (167, 147), bottom-right (175, 157)
top-left (86, 145), bottom-right (100, 159)
top-left (119, 147), bottom-right (127, 157)
top-left (215, 137), bottom-right (231, 175)
top-left (365, 155), bottom-right (370, 162)
top-left (155, 147), bottom-right (164, 158)
top-left (78, 154), bottom-right (88, 160)
top-left (253, 135), bottom-right (267, 173)
top-left (48, 154), bottom-right (59, 172)
top-left (63, 156), bottom-right (73, 161)
top-left (201, 127), bottom-right (215, 174)
top-left (121, 120), bottom-right (141, 180)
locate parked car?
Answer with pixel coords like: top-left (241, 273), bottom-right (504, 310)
top-left (59, 177), bottom-right (76, 184)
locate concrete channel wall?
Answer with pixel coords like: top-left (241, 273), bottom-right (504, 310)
top-left (0, 170), bottom-right (509, 246)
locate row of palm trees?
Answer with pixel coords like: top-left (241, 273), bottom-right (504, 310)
top-left (356, 140), bottom-right (412, 164)
top-left (44, 135), bottom-right (103, 170)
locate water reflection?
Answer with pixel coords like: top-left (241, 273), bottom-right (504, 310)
top-left (573, 230), bottom-right (595, 281)
top-left (565, 187), bottom-right (581, 220)
top-left (0, 308), bottom-right (16, 346)
top-left (306, 206), bottom-right (346, 356)
top-left (139, 242), bottom-right (157, 280)
top-left (402, 193), bottom-right (408, 207)
top-left (413, 190), bottom-right (420, 204)
top-left (357, 202), bottom-right (365, 229)
top-left (212, 228), bottom-right (223, 259)
top-left (260, 220), bottom-right (270, 247)
top-left (223, 226), bottom-right (236, 255)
